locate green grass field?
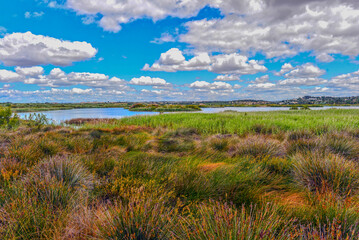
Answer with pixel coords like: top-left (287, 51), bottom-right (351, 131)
top-left (85, 109), bottom-right (359, 134)
top-left (1, 109), bottom-right (359, 239)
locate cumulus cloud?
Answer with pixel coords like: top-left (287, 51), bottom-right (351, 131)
top-left (180, 2), bottom-right (359, 60)
top-left (190, 81), bottom-right (233, 91)
top-left (144, 48), bottom-right (267, 75)
top-left (251, 75), bottom-right (269, 83)
top-left (330, 70), bottom-right (359, 90)
top-left (15, 66), bottom-right (44, 77)
top-left (284, 63), bottom-right (325, 78)
top-left (0, 32), bottom-right (97, 66)
top-left (278, 77), bottom-right (327, 86)
top-left (248, 82), bottom-right (276, 89)
top-left (129, 76), bottom-right (170, 87)
top-left (65, 0), bottom-right (209, 32)
top-left (214, 74), bottom-right (240, 81)
top-left (158, 48), bottom-right (186, 65)
top-left (46, 0), bottom-right (359, 65)
top-left (0, 70), bottom-right (23, 82)
top-left (0, 67), bottom-right (131, 91)
top-left (275, 63), bottom-right (294, 76)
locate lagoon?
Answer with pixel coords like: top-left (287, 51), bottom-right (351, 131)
top-left (17, 106), bottom-right (359, 123)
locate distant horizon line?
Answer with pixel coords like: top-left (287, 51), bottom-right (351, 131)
top-left (1, 95), bottom-right (359, 104)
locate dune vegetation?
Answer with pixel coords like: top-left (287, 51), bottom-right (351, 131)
top-left (1, 108), bottom-right (359, 239)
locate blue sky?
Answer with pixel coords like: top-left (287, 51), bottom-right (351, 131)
top-left (0, 0), bottom-right (359, 102)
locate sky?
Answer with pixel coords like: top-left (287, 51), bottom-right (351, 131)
top-left (0, 0), bottom-right (359, 102)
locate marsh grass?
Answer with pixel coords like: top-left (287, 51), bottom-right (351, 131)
top-left (95, 189), bottom-right (176, 240)
top-left (0, 156), bottom-right (93, 239)
top-left (2, 109), bottom-right (359, 239)
top-left (172, 201), bottom-right (294, 240)
top-left (320, 133), bottom-right (359, 161)
top-left (230, 135), bottom-right (285, 158)
top-left (85, 109), bottom-right (359, 134)
top-left (292, 152), bottom-right (359, 197)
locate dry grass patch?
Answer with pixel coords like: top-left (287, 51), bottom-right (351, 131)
top-left (197, 162), bottom-right (227, 173)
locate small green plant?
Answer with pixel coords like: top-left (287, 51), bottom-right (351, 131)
top-left (25, 113), bottom-right (50, 129)
top-left (0, 107), bottom-right (19, 129)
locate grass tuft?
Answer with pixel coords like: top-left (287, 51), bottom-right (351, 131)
top-left (293, 152), bottom-right (359, 197)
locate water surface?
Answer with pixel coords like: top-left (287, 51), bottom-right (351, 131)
top-left (18, 106), bottom-right (359, 123)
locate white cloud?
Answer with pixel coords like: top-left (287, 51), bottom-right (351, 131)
top-left (316, 53), bottom-right (335, 63)
top-left (67, 72), bottom-right (108, 82)
top-left (45, 0), bottom-right (359, 64)
top-left (180, 2), bottom-right (359, 60)
top-left (251, 75), bottom-right (269, 83)
top-left (189, 80), bottom-right (210, 89)
top-left (151, 33), bottom-right (176, 44)
top-left (278, 78), bottom-right (327, 86)
top-left (158, 48), bottom-right (186, 65)
top-left (0, 67), bottom-right (130, 90)
top-left (210, 53), bottom-right (267, 75)
top-left (284, 63), bottom-right (325, 78)
top-left (275, 63), bottom-right (294, 76)
top-left (65, 0), bottom-right (209, 32)
top-left (233, 84), bottom-right (242, 89)
top-left (0, 70), bottom-right (23, 82)
top-left (15, 66), bottom-right (44, 77)
top-left (0, 32), bottom-right (97, 66)
top-left (130, 76), bottom-right (170, 86)
top-left (214, 74), bottom-right (240, 81)
top-left (330, 70), bottom-right (359, 90)
top-left (248, 82), bottom-right (276, 89)
top-left (190, 81), bottom-right (233, 90)
top-left (68, 88), bottom-right (92, 94)
top-left (144, 49), bottom-right (267, 75)
top-left (25, 11), bottom-right (44, 18)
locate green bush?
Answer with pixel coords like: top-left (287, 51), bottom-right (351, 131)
top-left (0, 107), bottom-right (19, 129)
